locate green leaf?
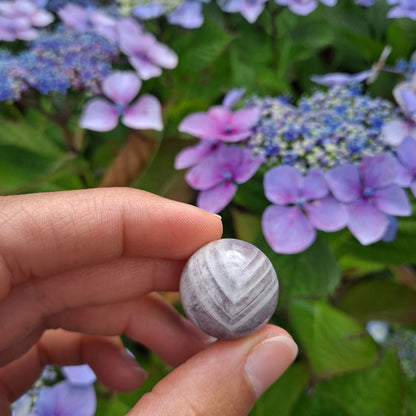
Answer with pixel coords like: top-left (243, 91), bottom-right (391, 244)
top-left (250, 362), bottom-right (310, 416)
top-left (290, 299), bottom-right (379, 377)
top-left (258, 235), bottom-right (342, 299)
top-left (338, 280), bottom-right (416, 325)
top-left (404, 376), bottom-right (416, 416)
top-left (95, 396), bottom-right (131, 416)
top-left (329, 215), bottom-right (416, 266)
top-left (314, 348), bottom-right (403, 416)
top-left (0, 117), bottom-right (64, 158)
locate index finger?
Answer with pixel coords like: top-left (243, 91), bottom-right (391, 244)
top-left (0, 188), bottom-right (222, 279)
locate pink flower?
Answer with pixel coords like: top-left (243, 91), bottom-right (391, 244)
top-left (118, 18), bottom-right (178, 80)
top-left (80, 71), bottom-right (163, 132)
top-left (179, 105), bottom-right (260, 142)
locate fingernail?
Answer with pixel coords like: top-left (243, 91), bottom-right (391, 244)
top-left (121, 349), bottom-right (148, 379)
top-left (245, 336), bottom-right (298, 398)
top-left (212, 213), bottom-right (222, 220)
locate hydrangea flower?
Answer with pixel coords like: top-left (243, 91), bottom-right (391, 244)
top-left (185, 144), bottom-right (262, 213)
top-left (326, 153), bottom-right (411, 245)
top-left (179, 105), bottom-right (260, 142)
top-left (275, 0), bottom-right (337, 16)
top-left (388, 0), bottom-right (416, 20)
top-left (366, 320), bottom-right (390, 343)
top-left (80, 71), bottom-right (163, 132)
top-left (32, 381), bottom-right (96, 416)
top-left (218, 0), bottom-right (268, 23)
top-left (0, 51), bottom-right (27, 101)
top-left (395, 136), bottom-right (416, 197)
top-left (248, 86), bottom-right (397, 170)
top-left (355, 0), bottom-right (377, 6)
top-left (0, 0), bottom-right (54, 41)
top-left (62, 365), bottom-right (97, 386)
top-left (133, 2), bottom-right (166, 20)
top-left (18, 28), bottom-right (117, 95)
top-left (381, 80), bottom-right (416, 145)
top-left (57, 3), bottom-right (118, 42)
top-left (117, 18), bottom-right (178, 80)
top-left (310, 70), bottom-right (373, 87)
top-left (167, 0), bottom-right (205, 28)
top-left (262, 165), bottom-right (348, 253)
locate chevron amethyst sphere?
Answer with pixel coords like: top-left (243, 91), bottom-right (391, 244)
top-left (180, 239), bottom-right (279, 340)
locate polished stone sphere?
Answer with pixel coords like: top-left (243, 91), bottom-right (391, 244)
top-left (180, 238), bottom-right (279, 339)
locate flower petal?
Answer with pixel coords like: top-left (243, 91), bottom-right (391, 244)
top-left (300, 168), bottom-right (328, 201)
top-left (167, 1), bottom-right (204, 29)
top-left (304, 196), bottom-right (348, 231)
top-left (393, 81), bottom-right (416, 117)
top-left (262, 205), bottom-right (316, 254)
top-left (233, 148), bottom-right (262, 183)
top-left (360, 153), bottom-right (397, 189)
top-left (179, 112), bottom-right (220, 139)
top-left (122, 95), bottom-right (163, 131)
top-left (311, 70), bottom-right (372, 86)
top-left (326, 164), bottom-right (361, 202)
top-left (147, 42), bottom-right (178, 69)
top-left (174, 140), bottom-right (218, 169)
top-left (79, 99), bottom-right (119, 132)
top-left (395, 156), bottom-right (413, 187)
top-left (372, 184), bottom-right (411, 216)
top-left (264, 165), bottom-right (302, 205)
top-left (62, 365), bottom-right (96, 386)
top-left (347, 199), bottom-right (388, 245)
top-left (382, 215), bottom-right (398, 243)
top-left (380, 119), bottom-right (411, 146)
top-left (197, 182), bottom-right (237, 213)
top-left (35, 381), bottom-right (96, 416)
top-left (222, 88), bottom-right (245, 109)
top-left (185, 148), bottom-right (225, 190)
top-left (230, 107), bottom-right (260, 132)
top-left (128, 55), bottom-right (162, 80)
top-left (397, 136), bottom-right (416, 170)
top-left (102, 71), bottom-right (141, 105)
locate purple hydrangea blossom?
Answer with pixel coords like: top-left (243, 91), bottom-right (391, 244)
top-left (381, 80), bottom-right (416, 145)
top-left (185, 144), bottom-right (262, 213)
top-left (0, 0), bottom-right (54, 41)
top-left (167, 1), bottom-right (205, 28)
top-left (355, 0), bottom-right (377, 5)
top-left (395, 136), bottom-right (416, 197)
top-left (33, 381), bottom-right (96, 416)
top-left (222, 88), bottom-right (246, 109)
top-left (311, 70), bottom-right (373, 87)
top-left (175, 140), bottom-right (220, 169)
top-left (133, 2), bottom-right (166, 20)
top-left (57, 3), bottom-right (118, 43)
top-left (326, 153), bottom-right (411, 245)
top-left (262, 165), bottom-right (348, 254)
top-left (388, 0), bottom-right (416, 20)
top-left (80, 71), bottom-right (163, 132)
top-left (117, 17), bottom-right (178, 80)
top-left (179, 105), bottom-right (260, 142)
top-left (275, 0), bottom-right (337, 15)
top-left (62, 365), bottom-right (97, 386)
top-left (218, 0), bottom-right (268, 23)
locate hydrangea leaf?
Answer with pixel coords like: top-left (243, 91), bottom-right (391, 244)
top-left (250, 362), bottom-right (309, 416)
top-left (289, 299), bottom-right (378, 377)
top-left (338, 280), bottom-right (416, 325)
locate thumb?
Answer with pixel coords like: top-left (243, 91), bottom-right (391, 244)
top-left (130, 325), bottom-right (298, 416)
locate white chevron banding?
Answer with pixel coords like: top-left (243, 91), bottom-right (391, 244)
top-left (180, 239), bottom-right (279, 338)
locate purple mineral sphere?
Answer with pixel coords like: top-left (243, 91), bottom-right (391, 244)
top-left (180, 239), bottom-right (279, 339)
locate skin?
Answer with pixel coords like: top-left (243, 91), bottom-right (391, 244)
top-left (0, 188), bottom-right (296, 416)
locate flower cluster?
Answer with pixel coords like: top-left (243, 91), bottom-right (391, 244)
top-left (0, 0), bottom-right (54, 41)
top-left (80, 71), bottom-right (163, 132)
top-left (12, 365), bottom-right (97, 416)
top-left (388, 0), bottom-right (416, 20)
top-left (19, 28), bottom-right (118, 95)
top-left (249, 86), bottom-right (398, 171)
top-left (0, 51), bottom-right (27, 100)
top-left (176, 85), bottom-right (416, 253)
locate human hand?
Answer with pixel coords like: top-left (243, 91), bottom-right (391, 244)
top-left (0, 188), bottom-right (297, 416)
